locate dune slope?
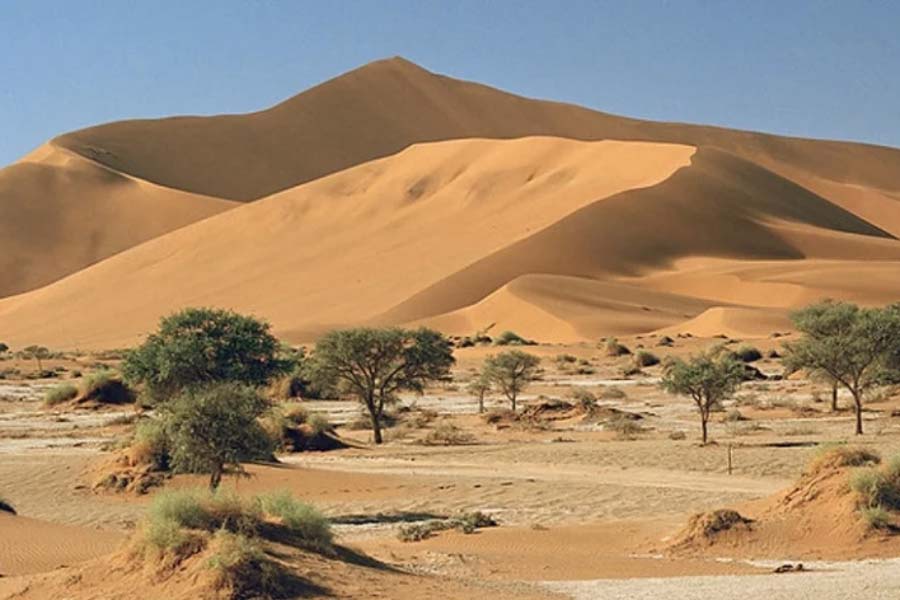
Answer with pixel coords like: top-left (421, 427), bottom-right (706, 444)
top-left (2, 138), bottom-right (899, 348)
top-left (55, 57), bottom-right (900, 213)
top-left (0, 144), bottom-right (234, 297)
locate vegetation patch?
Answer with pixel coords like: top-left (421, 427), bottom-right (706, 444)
top-left (44, 383), bottom-right (78, 406)
top-left (421, 422), bottom-right (476, 446)
top-left (397, 511), bottom-right (498, 542)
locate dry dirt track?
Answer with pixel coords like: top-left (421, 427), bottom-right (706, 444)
top-left (546, 559), bottom-right (900, 600)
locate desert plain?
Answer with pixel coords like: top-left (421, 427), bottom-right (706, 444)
top-left (2, 58), bottom-right (900, 599)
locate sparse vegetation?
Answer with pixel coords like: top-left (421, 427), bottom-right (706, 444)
top-left (44, 383), bottom-right (78, 406)
top-left (422, 422), bottom-right (475, 446)
top-left (784, 300), bottom-right (900, 435)
top-left (484, 350), bottom-right (540, 412)
top-left (604, 337), bottom-right (631, 357)
top-left (661, 350), bottom-right (745, 444)
top-left (733, 345), bottom-right (763, 363)
top-left (309, 327), bottom-right (454, 444)
top-left (466, 372), bottom-right (492, 413)
top-left (257, 491), bottom-right (333, 549)
top-left (494, 330), bottom-right (535, 346)
top-left (80, 370), bottom-right (136, 404)
top-left (397, 511), bottom-right (497, 542)
top-left (633, 350), bottom-right (660, 367)
top-left (850, 454), bottom-right (900, 515)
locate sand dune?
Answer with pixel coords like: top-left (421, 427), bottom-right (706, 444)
top-left (0, 513), bottom-right (122, 576)
top-left (55, 57), bottom-right (900, 207)
top-left (1, 136), bottom-right (899, 348)
top-left (0, 144), bottom-right (234, 297)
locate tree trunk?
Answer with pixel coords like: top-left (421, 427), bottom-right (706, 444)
top-left (478, 394), bottom-right (484, 414)
top-left (209, 464), bottom-right (223, 491)
top-left (853, 390), bottom-right (863, 435)
top-left (371, 413), bottom-right (383, 444)
top-left (511, 394), bottom-right (517, 412)
top-left (36, 358), bottom-right (43, 373)
top-left (700, 414), bottom-right (709, 445)
top-left (831, 383), bottom-right (838, 412)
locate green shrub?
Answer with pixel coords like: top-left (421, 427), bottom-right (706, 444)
top-left (494, 331), bottom-right (534, 346)
top-left (148, 489), bottom-right (258, 535)
top-left (397, 511), bottom-right (497, 541)
top-left (257, 491), bottom-right (333, 549)
top-left (44, 383), bottom-right (78, 406)
top-left (206, 530), bottom-right (278, 597)
top-left (850, 459), bottom-right (900, 511)
top-left (634, 350), bottom-right (660, 367)
top-left (570, 388), bottom-right (597, 410)
top-left (809, 445), bottom-right (880, 473)
top-left (606, 416), bottom-right (644, 440)
top-left (307, 413), bottom-right (332, 435)
top-left (132, 419), bottom-right (170, 470)
top-left (80, 371), bottom-right (135, 404)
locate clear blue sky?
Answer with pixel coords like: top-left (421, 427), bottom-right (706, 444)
top-left (2, 1), bottom-right (899, 165)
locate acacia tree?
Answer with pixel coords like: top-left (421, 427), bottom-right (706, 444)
top-left (22, 345), bottom-right (50, 373)
top-left (164, 383), bottom-right (273, 490)
top-left (466, 372), bottom-right (492, 413)
top-left (784, 301), bottom-right (900, 435)
top-left (311, 328), bottom-right (454, 444)
top-left (123, 307), bottom-right (292, 404)
top-left (484, 350), bottom-right (540, 412)
top-left (661, 350), bottom-right (744, 444)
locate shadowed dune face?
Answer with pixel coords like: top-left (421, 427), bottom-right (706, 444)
top-left (0, 145), bottom-right (235, 297)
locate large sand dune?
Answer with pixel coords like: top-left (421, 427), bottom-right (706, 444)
top-left (0, 144), bottom-right (234, 297)
top-left (3, 57), bottom-right (900, 345)
top-left (2, 136), bottom-right (900, 349)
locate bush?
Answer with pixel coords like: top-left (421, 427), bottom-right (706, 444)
top-left (668, 430), bottom-right (687, 441)
top-left (809, 445), bottom-right (880, 474)
top-left (132, 419), bottom-right (170, 470)
top-left (633, 350), bottom-right (660, 367)
top-left (604, 337), bottom-right (631, 357)
top-left (554, 354), bottom-right (578, 365)
top-left (861, 506), bottom-right (892, 530)
top-left (80, 371), bottom-right (135, 404)
top-left (606, 415), bottom-right (644, 440)
top-left (44, 383), bottom-right (78, 406)
top-left (422, 423), bottom-right (475, 446)
top-left (570, 388), bottom-right (597, 410)
top-left (257, 491), bottom-right (333, 549)
top-left (397, 511), bottom-right (498, 542)
top-left (724, 409), bottom-right (746, 422)
top-left (598, 386), bottom-right (627, 400)
top-left (733, 345), bottom-right (763, 363)
top-left (306, 413), bottom-right (332, 435)
top-left (207, 530), bottom-right (278, 597)
top-left (494, 331), bottom-right (535, 346)
top-left (850, 457), bottom-right (900, 512)
top-left (0, 495), bottom-right (15, 515)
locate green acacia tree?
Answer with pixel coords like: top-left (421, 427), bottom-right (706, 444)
top-left (122, 307), bottom-right (293, 404)
top-left (22, 345), bottom-right (50, 373)
top-left (784, 301), bottom-right (900, 435)
top-left (311, 327), bottom-right (454, 444)
top-left (661, 350), bottom-right (745, 444)
top-left (484, 350), bottom-right (541, 412)
top-left (466, 372), bottom-right (492, 413)
top-left (164, 382), bottom-right (273, 490)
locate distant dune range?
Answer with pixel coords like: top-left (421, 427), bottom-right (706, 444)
top-left (2, 57), bottom-right (900, 347)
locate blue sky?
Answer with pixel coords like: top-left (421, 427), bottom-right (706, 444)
top-left (2, 1), bottom-right (898, 165)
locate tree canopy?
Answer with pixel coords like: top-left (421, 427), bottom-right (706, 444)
top-left (484, 350), bottom-right (541, 412)
top-left (661, 350), bottom-right (745, 444)
top-left (784, 300), bottom-right (900, 435)
top-left (122, 307), bottom-right (292, 403)
top-left (311, 327), bottom-right (454, 444)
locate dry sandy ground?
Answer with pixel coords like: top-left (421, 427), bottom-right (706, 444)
top-left (3, 344), bottom-right (900, 598)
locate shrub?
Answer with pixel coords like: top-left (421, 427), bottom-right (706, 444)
top-left (733, 345), bottom-right (763, 363)
top-left (634, 350), bottom-right (660, 368)
top-left (80, 371), bottom-right (135, 404)
top-left (132, 419), bottom-right (170, 470)
top-left (0, 496), bottom-right (15, 515)
top-left (44, 383), bottom-right (78, 406)
top-left (809, 445), bottom-right (880, 474)
top-left (397, 511), bottom-right (498, 542)
top-left (604, 337), bottom-right (631, 357)
top-left (606, 415), bottom-right (644, 440)
top-left (724, 409), bottom-right (746, 422)
top-left (668, 430), bottom-right (687, 441)
top-left (494, 331), bottom-right (535, 346)
top-left (850, 457), bottom-right (900, 512)
top-left (257, 491), bottom-right (333, 549)
top-left (149, 489), bottom-right (259, 534)
top-left (570, 388), bottom-right (597, 411)
top-left (207, 530), bottom-right (279, 597)
top-left (554, 354), bottom-right (578, 365)
top-left (861, 506), bottom-right (892, 530)
top-left (422, 423), bottom-right (475, 446)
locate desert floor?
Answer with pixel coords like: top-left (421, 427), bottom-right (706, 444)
top-left (2, 335), bottom-right (900, 598)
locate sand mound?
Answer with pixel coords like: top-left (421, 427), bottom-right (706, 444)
top-left (670, 447), bottom-right (897, 559)
top-left (0, 144), bottom-right (234, 297)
